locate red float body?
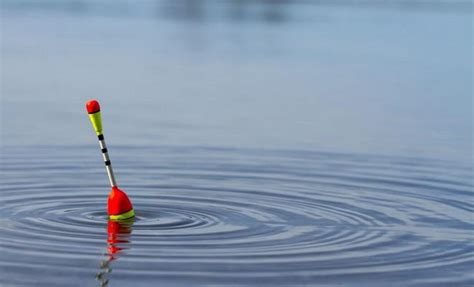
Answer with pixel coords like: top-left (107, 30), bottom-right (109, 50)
top-left (108, 186), bottom-right (133, 216)
top-left (86, 100), bottom-right (101, 114)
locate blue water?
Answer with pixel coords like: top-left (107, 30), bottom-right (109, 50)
top-left (1, 1), bottom-right (473, 286)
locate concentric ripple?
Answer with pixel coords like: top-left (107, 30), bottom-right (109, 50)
top-left (1, 146), bottom-right (473, 286)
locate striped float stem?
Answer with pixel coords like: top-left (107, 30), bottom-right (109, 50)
top-left (97, 134), bottom-right (117, 187)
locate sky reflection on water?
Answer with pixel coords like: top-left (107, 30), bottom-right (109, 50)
top-left (1, 0), bottom-right (471, 163)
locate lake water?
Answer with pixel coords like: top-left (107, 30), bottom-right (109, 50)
top-left (1, 1), bottom-right (473, 286)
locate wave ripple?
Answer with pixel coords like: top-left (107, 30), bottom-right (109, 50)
top-left (1, 146), bottom-right (473, 286)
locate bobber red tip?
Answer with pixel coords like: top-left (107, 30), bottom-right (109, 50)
top-left (86, 100), bottom-right (101, 114)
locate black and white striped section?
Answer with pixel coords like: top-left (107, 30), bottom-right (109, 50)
top-left (97, 134), bottom-right (117, 187)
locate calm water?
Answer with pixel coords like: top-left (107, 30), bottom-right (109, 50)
top-left (1, 1), bottom-right (473, 286)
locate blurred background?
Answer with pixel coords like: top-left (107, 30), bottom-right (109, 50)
top-left (1, 0), bottom-right (472, 163)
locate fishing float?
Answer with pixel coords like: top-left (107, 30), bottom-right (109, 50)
top-left (86, 100), bottom-right (135, 221)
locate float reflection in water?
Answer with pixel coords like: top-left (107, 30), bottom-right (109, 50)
top-left (96, 219), bottom-right (134, 287)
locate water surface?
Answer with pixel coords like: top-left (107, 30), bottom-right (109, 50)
top-left (2, 145), bottom-right (473, 286)
top-left (1, 1), bottom-right (472, 286)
